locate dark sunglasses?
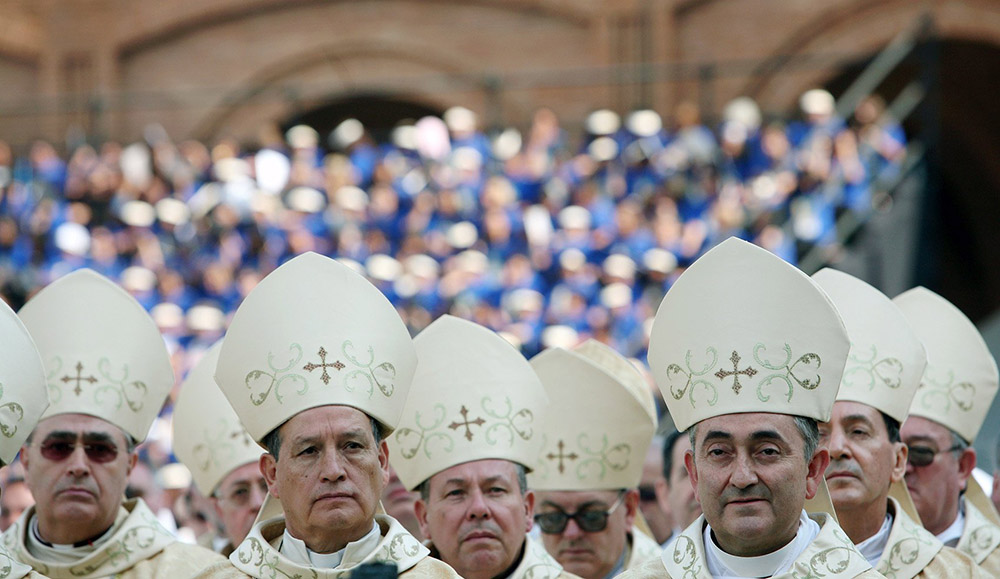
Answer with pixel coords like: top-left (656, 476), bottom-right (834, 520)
top-left (39, 439), bottom-right (119, 463)
top-left (534, 491), bottom-right (626, 534)
top-left (907, 444), bottom-right (963, 468)
top-left (638, 486), bottom-right (657, 502)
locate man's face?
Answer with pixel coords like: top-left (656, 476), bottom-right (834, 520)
top-left (900, 415), bottom-right (974, 535)
top-left (415, 459), bottom-right (532, 579)
top-left (660, 434), bottom-right (701, 531)
top-left (639, 444), bottom-right (673, 544)
top-left (0, 481), bottom-right (34, 531)
top-left (261, 405), bottom-right (389, 553)
top-left (535, 489), bottom-right (637, 579)
top-left (819, 401), bottom-right (905, 515)
top-left (213, 461), bottom-right (267, 547)
top-left (21, 414), bottom-right (136, 544)
top-left (686, 413), bottom-right (827, 557)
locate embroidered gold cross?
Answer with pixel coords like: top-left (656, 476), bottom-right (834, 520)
top-left (448, 405), bottom-right (485, 441)
top-left (715, 351), bottom-right (757, 394)
top-left (62, 362), bottom-right (98, 396)
top-left (546, 440), bottom-right (579, 474)
top-left (303, 347), bottom-right (345, 385)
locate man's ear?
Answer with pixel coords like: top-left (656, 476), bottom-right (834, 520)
top-left (414, 498), bottom-right (431, 541)
top-left (890, 442), bottom-right (907, 483)
top-left (957, 447), bottom-right (977, 488)
top-left (805, 448), bottom-right (830, 500)
top-left (260, 453), bottom-right (279, 499)
top-left (684, 450), bottom-right (698, 488)
top-left (623, 488), bottom-right (639, 529)
top-left (523, 490), bottom-right (536, 533)
top-left (378, 440), bottom-right (390, 488)
top-left (19, 446), bottom-right (29, 472)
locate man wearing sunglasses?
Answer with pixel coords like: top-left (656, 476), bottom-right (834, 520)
top-left (529, 341), bottom-right (661, 579)
top-left (631, 239), bottom-right (879, 578)
top-left (197, 253), bottom-right (458, 579)
top-left (173, 342), bottom-right (264, 556)
top-left (813, 270), bottom-right (983, 577)
top-left (3, 270), bottom-right (225, 577)
top-left (895, 287), bottom-right (1000, 575)
top-left (0, 293), bottom-right (56, 578)
top-left (387, 315), bottom-right (574, 579)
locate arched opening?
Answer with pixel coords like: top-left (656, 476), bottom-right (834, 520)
top-left (283, 93), bottom-right (444, 144)
top-left (821, 38), bottom-right (1000, 324)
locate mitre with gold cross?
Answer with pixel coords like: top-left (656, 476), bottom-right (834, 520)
top-left (173, 340), bottom-right (262, 496)
top-left (387, 315), bottom-right (550, 490)
top-left (214, 251), bottom-right (417, 443)
top-left (18, 269), bottom-right (174, 443)
top-left (528, 346), bottom-right (655, 491)
top-left (646, 238), bottom-right (849, 432)
top-left (0, 299), bottom-right (49, 465)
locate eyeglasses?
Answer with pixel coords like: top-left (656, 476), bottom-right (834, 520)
top-left (638, 486), bottom-right (657, 502)
top-left (215, 479), bottom-right (268, 506)
top-left (534, 491), bottom-right (626, 534)
top-left (39, 438), bottom-right (119, 463)
top-left (907, 444), bottom-right (964, 468)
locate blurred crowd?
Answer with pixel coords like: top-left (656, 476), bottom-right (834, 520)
top-left (0, 88), bottom-right (907, 539)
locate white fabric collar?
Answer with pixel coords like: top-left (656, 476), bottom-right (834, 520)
top-left (935, 501), bottom-right (965, 547)
top-left (704, 510), bottom-right (819, 578)
top-left (854, 511), bottom-right (893, 568)
top-left (26, 505), bottom-right (129, 563)
top-left (279, 520), bottom-right (380, 568)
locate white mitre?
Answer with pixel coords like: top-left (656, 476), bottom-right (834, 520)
top-left (215, 252), bottom-right (417, 442)
top-left (647, 238), bottom-right (849, 432)
top-left (388, 315), bottom-right (549, 490)
top-left (0, 299), bottom-right (49, 464)
top-left (812, 268), bottom-right (927, 521)
top-left (173, 341), bottom-right (262, 496)
top-left (893, 287), bottom-right (999, 444)
top-left (19, 269), bottom-right (173, 442)
top-left (528, 347), bottom-right (655, 491)
top-left (812, 269), bottom-right (927, 422)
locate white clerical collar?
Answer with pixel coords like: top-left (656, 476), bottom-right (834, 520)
top-left (854, 511), bottom-right (893, 568)
top-left (935, 501), bottom-right (965, 548)
top-left (280, 520), bottom-right (380, 568)
top-left (27, 505), bottom-right (129, 563)
top-left (704, 510), bottom-right (819, 578)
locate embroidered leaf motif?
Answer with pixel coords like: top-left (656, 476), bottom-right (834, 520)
top-left (481, 396), bottom-right (534, 446)
top-left (575, 433), bottom-right (630, 481)
top-left (392, 405), bottom-right (452, 459)
top-left (670, 535), bottom-right (702, 578)
top-left (378, 533), bottom-right (422, 562)
top-left (245, 344), bottom-right (308, 405)
top-left (664, 347), bottom-right (719, 408)
top-left (920, 367), bottom-right (976, 412)
top-left (342, 341), bottom-right (396, 398)
top-left (844, 343), bottom-right (904, 391)
top-left (754, 343), bottom-right (822, 402)
top-left (43, 356), bottom-right (65, 405)
top-left (192, 418), bottom-right (247, 471)
top-left (877, 516), bottom-right (934, 577)
top-left (94, 358), bottom-right (149, 412)
top-left (0, 382), bottom-right (24, 439)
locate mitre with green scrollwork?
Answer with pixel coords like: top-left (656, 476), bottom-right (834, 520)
top-left (894, 286), bottom-right (999, 444)
top-left (0, 300), bottom-right (49, 465)
top-left (173, 340), bottom-right (262, 496)
top-left (647, 238), bottom-right (849, 432)
top-left (215, 252), bottom-right (417, 442)
top-left (18, 269), bottom-right (172, 443)
top-left (388, 315), bottom-right (550, 491)
top-left (813, 268), bottom-right (927, 423)
top-left (528, 347), bottom-right (655, 491)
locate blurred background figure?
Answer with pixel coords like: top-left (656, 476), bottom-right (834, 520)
top-left (0, 478), bottom-right (34, 533)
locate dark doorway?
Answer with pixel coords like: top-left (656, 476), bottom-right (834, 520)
top-left (823, 39), bottom-right (1000, 324)
top-left (283, 93), bottom-right (442, 147)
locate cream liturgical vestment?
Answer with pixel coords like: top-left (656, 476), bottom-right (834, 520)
top-left (620, 513), bottom-right (879, 579)
top-left (955, 497), bottom-right (1000, 576)
top-left (875, 498), bottom-right (984, 578)
top-left (194, 514), bottom-right (458, 579)
top-left (2, 498), bottom-right (224, 579)
top-left (625, 528), bottom-right (662, 572)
